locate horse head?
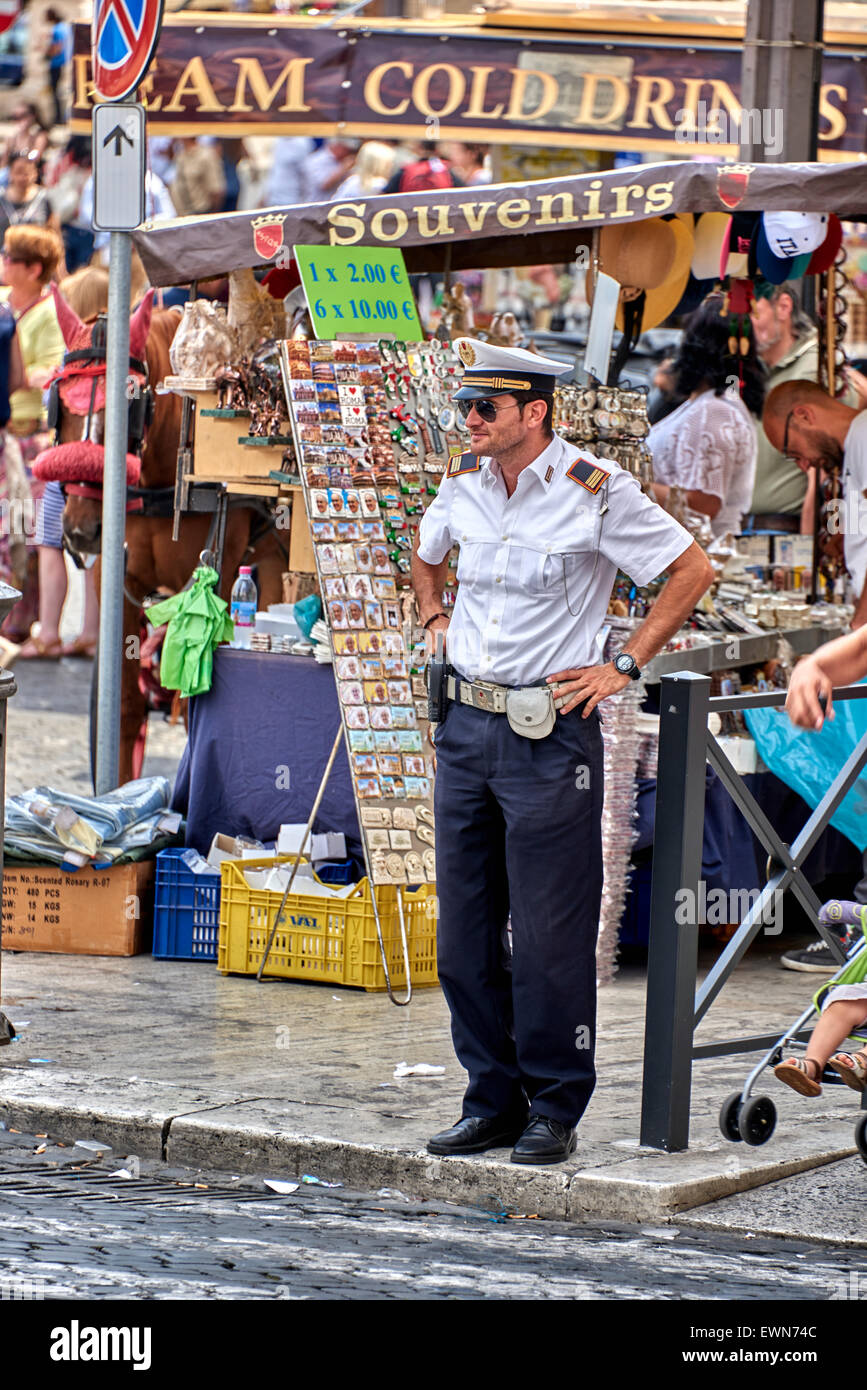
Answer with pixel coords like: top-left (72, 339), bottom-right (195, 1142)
top-left (32, 288), bottom-right (182, 555)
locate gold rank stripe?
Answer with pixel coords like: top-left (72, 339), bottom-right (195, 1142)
top-left (565, 458), bottom-right (610, 493)
top-left (460, 375), bottom-right (534, 390)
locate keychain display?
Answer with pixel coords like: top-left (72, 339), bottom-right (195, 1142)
top-left (553, 384), bottom-right (654, 486)
top-left (279, 337), bottom-right (462, 887)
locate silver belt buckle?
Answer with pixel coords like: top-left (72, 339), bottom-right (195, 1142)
top-left (505, 686), bottom-right (555, 739)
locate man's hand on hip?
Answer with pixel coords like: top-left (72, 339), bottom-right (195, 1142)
top-left (547, 663), bottom-right (630, 717)
top-left (424, 614), bottom-right (449, 657)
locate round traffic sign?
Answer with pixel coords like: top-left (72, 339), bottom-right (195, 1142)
top-left (91, 0), bottom-right (164, 102)
top-left (0, 2), bottom-right (19, 38)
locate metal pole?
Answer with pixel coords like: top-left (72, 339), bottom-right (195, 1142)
top-left (639, 672), bottom-right (710, 1152)
top-left (94, 230), bottom-right (132, 794)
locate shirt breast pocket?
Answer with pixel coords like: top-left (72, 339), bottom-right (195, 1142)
top-left (521, 550), bottom-right (584, 597)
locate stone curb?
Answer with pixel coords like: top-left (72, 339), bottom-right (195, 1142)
top-left (0, 1094), bottom-right (856, 1225)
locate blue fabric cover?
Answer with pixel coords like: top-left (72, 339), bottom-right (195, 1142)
top-left (745, 692), bottom-right (867, 851)
top-left (171, 649), bottom-right (361, 863)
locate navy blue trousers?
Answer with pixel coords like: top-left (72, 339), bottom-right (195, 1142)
top-left (433, 699), bottom-right (604, 1127)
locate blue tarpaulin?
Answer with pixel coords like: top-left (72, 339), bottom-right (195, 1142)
top-left (745, 689), bottom-right (867, 852)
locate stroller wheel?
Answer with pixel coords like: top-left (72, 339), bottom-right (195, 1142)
top-left (738, 1095), bottom-right (777, 1146)
top-left (855, 1113), bottom-right (867, 1166)
top-left (719, 1091), bottom-right (744, 1143)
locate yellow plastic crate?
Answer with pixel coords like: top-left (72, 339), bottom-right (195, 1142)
top-left (217, 856), bottom-right (438, 990)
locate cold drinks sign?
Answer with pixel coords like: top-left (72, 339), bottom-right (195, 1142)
top-left (294, 245), bottom-right (423, 343)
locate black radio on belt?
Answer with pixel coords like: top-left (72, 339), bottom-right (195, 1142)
top-left (426, 628), bottom-right (448, 724)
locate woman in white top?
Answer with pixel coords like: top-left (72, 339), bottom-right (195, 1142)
top-left (647, 292), bottom-right (766, 538)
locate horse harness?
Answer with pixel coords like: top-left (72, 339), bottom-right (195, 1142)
top-left (48, 313), bottom-right (157, 515)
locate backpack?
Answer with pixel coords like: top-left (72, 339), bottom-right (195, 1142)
top-left (398, 157), bottom-right (454, 194)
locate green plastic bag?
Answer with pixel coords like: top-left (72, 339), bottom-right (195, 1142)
top-left (146, 567), bottom-right (234, 698)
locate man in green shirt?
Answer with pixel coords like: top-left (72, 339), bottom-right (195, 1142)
top-left (747, 281), bottom-right (818, 533)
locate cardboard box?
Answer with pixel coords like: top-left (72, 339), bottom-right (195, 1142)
top-left (1, 861), bottom-right (155, 956)
top-left (205, 833), bottom-right (270, 870)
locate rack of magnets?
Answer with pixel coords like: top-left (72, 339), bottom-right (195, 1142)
top-left (278, 337), bottom-right (465, 887)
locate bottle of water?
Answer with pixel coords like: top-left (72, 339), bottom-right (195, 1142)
top-left (230, 566), bottom-right (257, 649)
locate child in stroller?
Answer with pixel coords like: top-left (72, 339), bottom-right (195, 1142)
top-left (774, 976), bottom-right (867, 1096)
top-left (779, 625), bottom-right (867, 1095)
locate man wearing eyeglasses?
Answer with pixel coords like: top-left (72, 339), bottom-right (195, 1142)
top-left (411, 336), bottom-right (713, 1165)
top-left (762, 380), bottom-right (867, 628)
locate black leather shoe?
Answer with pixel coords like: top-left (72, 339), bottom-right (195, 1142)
top-left (510, 1115), bottom-right (577, 1165)
top-left (427, 1114), bottom-right (528, 1156)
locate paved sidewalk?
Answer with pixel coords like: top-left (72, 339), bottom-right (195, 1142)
top-left (1, 939), bottom-right (862, 1230)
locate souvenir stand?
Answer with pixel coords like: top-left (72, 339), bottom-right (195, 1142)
top-left (134, 158), bottom-right (867, 990)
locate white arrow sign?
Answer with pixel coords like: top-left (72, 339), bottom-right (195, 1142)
top-left (92, 102), bottom-right (146, 233)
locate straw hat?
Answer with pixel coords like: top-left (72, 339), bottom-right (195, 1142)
top-left (588, 215), bottom-right (695, 333)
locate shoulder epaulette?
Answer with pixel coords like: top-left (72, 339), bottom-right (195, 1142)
top-left (447, 451), bottom-right (481, 478)
top-left (565, 457), bottom-right (610, 494)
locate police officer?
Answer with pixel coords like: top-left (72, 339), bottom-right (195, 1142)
top-left (412, 337), bottom-right (714, 1164)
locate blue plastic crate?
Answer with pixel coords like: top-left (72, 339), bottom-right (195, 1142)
top-left (315, 858), bottom-right (358, 886)
top-left (153, 848), bottom-right (221, 961)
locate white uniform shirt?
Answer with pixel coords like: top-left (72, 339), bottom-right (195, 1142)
top-left (843, 411), bottom-right (867, 597)
top-left (646, 390), bottom-right (757, 538)
top-left (417, 434), bottom-right (693, 686)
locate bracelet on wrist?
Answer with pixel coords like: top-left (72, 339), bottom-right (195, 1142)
top-left (422, 612), bottom-right (449, 630)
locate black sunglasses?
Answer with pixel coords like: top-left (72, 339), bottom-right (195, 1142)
top-left (456, 397), bottom-right (520, 423)
top-left (782, 409), bottom-right (795, 458)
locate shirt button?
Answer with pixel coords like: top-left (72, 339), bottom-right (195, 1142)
top-left (502, 535), bottom-right (509, 541)
top-left (492, 618), bottom-right (498, 624)
top-left (496, 577), bottom-right (503, 583)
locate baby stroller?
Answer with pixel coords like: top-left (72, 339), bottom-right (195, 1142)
top-left (719, 901), bottom-right (867, 1162)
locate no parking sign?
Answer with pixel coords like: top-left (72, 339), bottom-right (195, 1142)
top-left (91, 0), bottom-right (164, 103)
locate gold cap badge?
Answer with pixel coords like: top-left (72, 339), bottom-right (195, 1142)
top-left (458, 341), bottom-right (476, 367)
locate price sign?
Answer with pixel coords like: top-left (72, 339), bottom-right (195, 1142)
top-left (294, 245), bottom-right (423, 342)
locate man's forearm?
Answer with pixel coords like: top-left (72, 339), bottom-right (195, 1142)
top-left (810, 624), bottom-right (867, 684)
top-left (411, 546), bottom-right (450, 624)
top-left (623, 544), bottom-right (714, 669)
top-left (851, 584), bottom-right (867, 631)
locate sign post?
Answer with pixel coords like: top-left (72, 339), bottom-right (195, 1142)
top-left (91, 0), bottom-right (163, 793)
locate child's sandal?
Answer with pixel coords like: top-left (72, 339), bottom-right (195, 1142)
top-left (828, 1049), bottom-right (867, 1092)
top-left (773, 1056), bottom-right (822, 1096)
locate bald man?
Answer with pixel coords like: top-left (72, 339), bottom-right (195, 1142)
top-left (763, 380), bottom-right (867, 628)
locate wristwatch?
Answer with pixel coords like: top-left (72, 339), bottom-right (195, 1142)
top-left (613, 652), bottom-right (641, 681)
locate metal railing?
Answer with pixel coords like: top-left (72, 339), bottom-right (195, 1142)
top-left (639, 671), bottom-right (867, 1151)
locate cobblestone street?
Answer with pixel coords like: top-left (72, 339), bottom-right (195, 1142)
top-left (0, 1126), bottom-right (863, 1301)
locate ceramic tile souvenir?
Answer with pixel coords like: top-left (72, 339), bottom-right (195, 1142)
top-left (353, 753), bottom-right (378, 775)
top-left (367, 828), bottom-right (390, 849)
top-left (403, 754), bottom-right (425, 776)
top-left (360, 489), bottom-right (380, 517)
top-left (338, 681), bottom-right (363, 705)
top-left (397, 731), bottom-right (423, 752)
top-left (378, 753), bottom-right (401, 776)
top-left (389, 829), bottom-right (412, 850)
top-left (358, 630), bottom-right (383, 654)
top-left (318, 545), bottom-right (339, 575)
top-left (354, 545), bottom-right (373, 573)
top-left (364, 679), bottom-right (389, 704)
top-left (345, 574), bottom-right (373, 601)
top-left (365, 601), bottom-right (383, 629)
top-left (344, 704), bottom-right (369, 728)
top-left (324, 576), bottom-right (347, 599)
top-left (388, 680), bottom-right (412, 704)
top-left (370, 705), bottom-right (393, 729)
top-left (332, 631), bottom-right (358, 654)
top-left (373, 576), bottom-right (397, 600)
top-left (336, 520), bottom-right (360, 542)
top-left (328, 599), bottom-right (348, 630)
top-left (360, 658), bottom-right (382, 680)
top-left (356, 776), bottom-right (382, 799)
top-left (328, 488), bottom-right (345, 517)
top-left (311, 520), bottom-right (335, 542)
top-left (336, 544), bottom-right (356, 573)
top-left (348, 728), bottom-right (374, 751)
top-left (374, 731), bottom-right (399, 753)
